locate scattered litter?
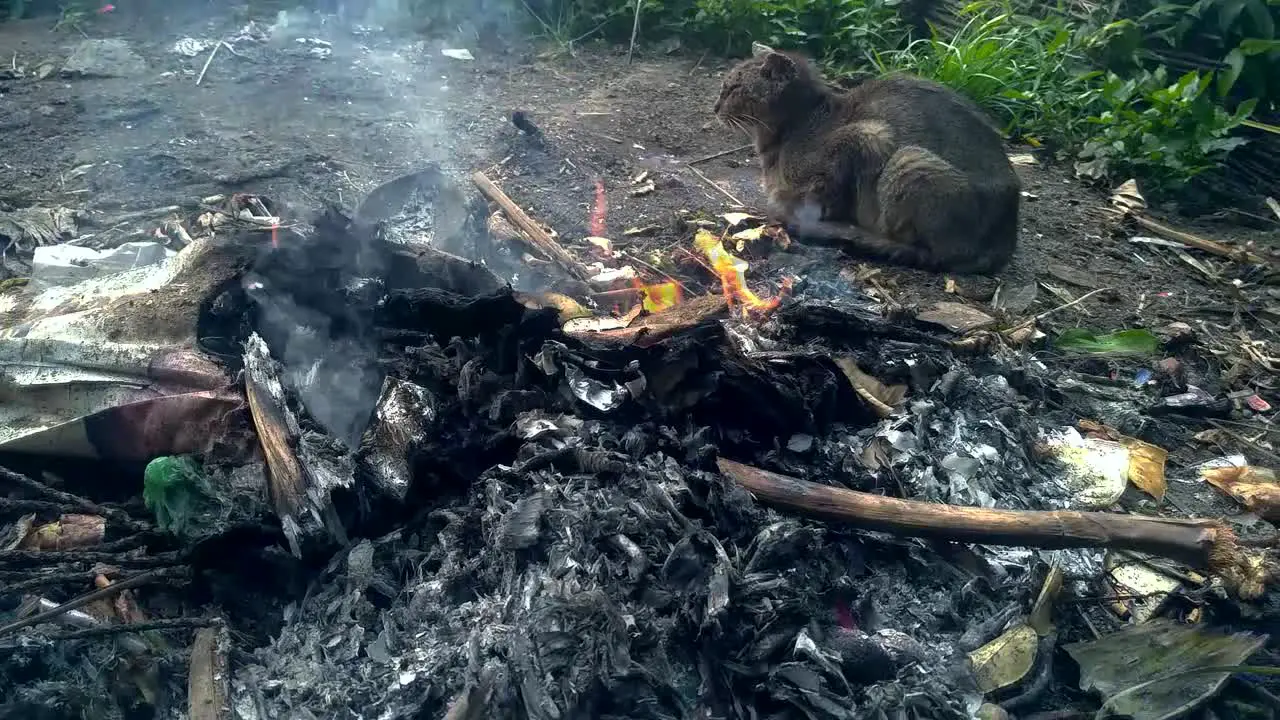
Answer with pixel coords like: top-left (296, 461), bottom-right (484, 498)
top-left (1109, 178), bottom-right (1148, 214)
top-left (1202, 463), bottom-right (1280, 521)
top-left (587, 265), bottom-right (637, 284)
top-left (1055, 328), bottom-right (1159, 355)
top-left (1066, 620), bottom-right (1265, 720)
top-left (30, 241), bottom-right (174, 293)
top-left (991, 281), bottom-right (1038, 314)
top-left (916, 301), bottom-right (996, 334)
top-left (1040, 427), bottom-right (1129, 509)
top-left (62, 39), bottom-right (147, 78)
top-left (0, 205), bottom-right (78, 249)
top-left (1130, 235), bottom-right (1188, 249)
top-left (1104, 551), bottom-right (1182, 624)
top-left (1046, 262), bottom-right (1096, 288)
top-left (441, 48), bottom-right (475, 61)
top-left (834, 356), bottom-right (905, 418)
top-left (629, 179), bottom-right (656, 197)
top-left (172, 38), bottom-right (217, 57)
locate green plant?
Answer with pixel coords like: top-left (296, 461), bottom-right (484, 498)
top-left (1075, 67), bottom-right (1256, 190)
top-left (870, 2), bottom-right (1103, 148)
top-left (1081, 0), bottom-right (1280, 110)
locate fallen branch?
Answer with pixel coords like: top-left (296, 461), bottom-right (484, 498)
top-left (471, 171), bottom-right (592, 282)
top-left (717, 458), bottom-right (1272, 598)
top-left (1134, 214), bottom-right (1271, 266)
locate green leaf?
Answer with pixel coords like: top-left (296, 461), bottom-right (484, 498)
top-left (1218, 49), bottom-right (1245, 96)
top-left (1238, 37), bottom-right (1280, 54)
top-left (1056, 328), bottom-right (1161, 355)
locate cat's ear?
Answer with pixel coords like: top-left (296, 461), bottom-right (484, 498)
top-left (751, 41), bottom-right (775, 58)
top-left (761, 52), bottom-right (796, 78)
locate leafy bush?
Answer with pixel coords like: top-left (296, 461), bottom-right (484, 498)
top-left (1076, 67), bottom-right (1256, 188)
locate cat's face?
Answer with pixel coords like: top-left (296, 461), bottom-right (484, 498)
top-left (713, 52), bottom-right (803, 136)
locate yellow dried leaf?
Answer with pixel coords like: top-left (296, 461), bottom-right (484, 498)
top-left (731, 226), bottom-right (765, 242)
top-left (833, 357), bottom-right (906, 418)
top-left (969, 623), bottom-right (1039, 693)
top-left (1202, 465), bottom-right (1280, 520)
top-left (1121, 438), bottom-right (1167, 501)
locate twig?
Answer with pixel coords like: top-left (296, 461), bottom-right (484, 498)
top-left (686, 165), bottom-right (745, 207)
top-left (0, 549), bottom-right (182, 567)
top-left (0, 466), bottom-right (150, 533)
top-left (196, 41), bottom-right (223, 86)
top-left (0, 568), bottom-right (179, 638)
top-left (626, 0), bottom-right (643, 65)
top-left (1133, 214), bottom-right (1271, 265)
top-left (689, 49), bottom-right (708, 76)
top-left (1033, 286), bottom-right (1112, 322)
top-left (471, 171), bottom-right (593, 282)
top-left (51, 617), bottom-right (222, 640)
top-left (688, 143), bottom-right (753, 166)
top-left (717, 458), bottom-right (1269, 598)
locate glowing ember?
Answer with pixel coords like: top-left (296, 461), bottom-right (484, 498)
top-left (590, 179), bottom-right (607, 237)
top-left (635, 280), bottom-right (682, 313)
top-left (693, 229), bottom-right (784, 315)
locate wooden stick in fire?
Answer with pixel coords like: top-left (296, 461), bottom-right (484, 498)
top-left (471, 171), bottom-right (593, 283)
top-left (716, 458), bottom-right (1272, 599)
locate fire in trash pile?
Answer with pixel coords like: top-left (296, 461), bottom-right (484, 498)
top-left (2, 168), bottom-right (1279, 720)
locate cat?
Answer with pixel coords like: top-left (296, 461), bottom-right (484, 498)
top-left (713, 46), bottom-right (1022, 274)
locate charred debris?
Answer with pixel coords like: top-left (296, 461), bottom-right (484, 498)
top-left (2, 167), bottom-right (1280, 720)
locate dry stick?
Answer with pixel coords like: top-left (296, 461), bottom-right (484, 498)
top-left (471, 171), bottom-right (593, 282)
top-left (716, 458), bottom-right (1267, 596)
top-left (188, 625), bottom-right (231, 720)
top-left (196, 41), bottom-right (223, 86)
top-left (0, 568), bottom-right (175, 638)
top-left (626, 0), bottom-right (643, 65)
top-left (1134, 214), bottom-right (1272, 265)
top-left (688, 143), bottom-right (754, 166)
top-left (0, 466), bottom-right (150, 533)
top-left (686, 165), bottom-right (745, 207)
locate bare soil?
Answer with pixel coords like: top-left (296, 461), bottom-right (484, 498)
top-left (0, 7), bottom-right (1275, 337)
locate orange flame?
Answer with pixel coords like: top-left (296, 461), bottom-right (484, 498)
top-left (694, 229), bottom-right (784, 315)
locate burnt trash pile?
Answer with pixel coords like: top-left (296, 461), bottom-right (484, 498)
top-left (3, 175), bottom-right (1280, 720)
top-left (229, 209), bottom-right (993, 719)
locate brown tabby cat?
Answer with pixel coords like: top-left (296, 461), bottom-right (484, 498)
top-left (713, 48), bottom-right (1022, 274)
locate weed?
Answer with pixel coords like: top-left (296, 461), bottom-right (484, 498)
top-left (1076, 67), bottom-right (1256, 190)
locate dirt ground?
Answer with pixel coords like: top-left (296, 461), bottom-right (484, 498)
top-left (0, 6), bottom-right (1275, 337)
